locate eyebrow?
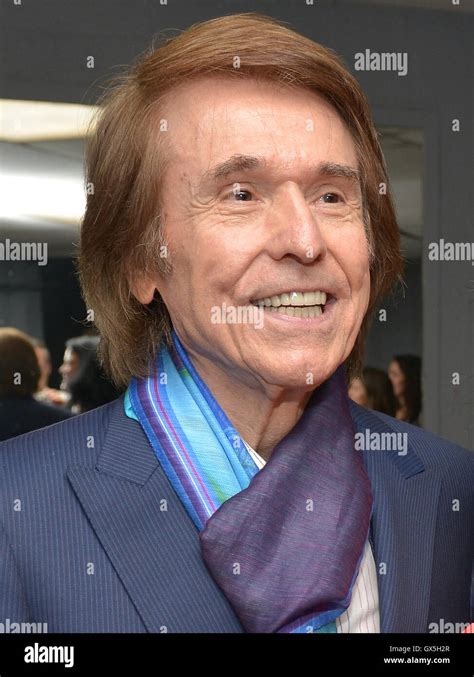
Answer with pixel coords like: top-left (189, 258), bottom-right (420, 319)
top-left (200, 154), bottom-right (361, 185)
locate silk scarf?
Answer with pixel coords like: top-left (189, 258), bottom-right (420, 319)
top-left (127, 330), bottom-right (373, 633)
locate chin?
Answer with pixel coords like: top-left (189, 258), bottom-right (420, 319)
top-left (257, 359), bottom-right (339, 391)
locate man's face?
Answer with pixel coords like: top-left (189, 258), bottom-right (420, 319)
top-left (148, 77), bottom-right (371, 391)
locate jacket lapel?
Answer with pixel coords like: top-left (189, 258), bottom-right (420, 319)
top-left (66, 396), bottom-right (244, 633)
top-left (350, 402), bottom-right (441, 632)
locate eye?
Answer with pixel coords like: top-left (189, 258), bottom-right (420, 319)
top-left (320, 192), bottom-right (342, 204)
top-left (230, 189), bottom-right (253, 201)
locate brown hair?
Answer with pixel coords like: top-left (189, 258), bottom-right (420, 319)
top-left (79, 12), bottom-right (403, 387)
top-left (0, 328), bottom-right (40, 396)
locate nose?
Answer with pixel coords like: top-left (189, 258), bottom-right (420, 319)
top-left (265, 182), bottom-right (327, 264)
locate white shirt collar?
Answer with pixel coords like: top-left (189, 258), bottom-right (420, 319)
top-left (243, 439), bottom-right (266, 469)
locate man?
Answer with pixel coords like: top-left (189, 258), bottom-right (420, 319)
top-left (0, 328), bottom-right (72, 441)
top-left (0, 13), bottom-right (472, 633)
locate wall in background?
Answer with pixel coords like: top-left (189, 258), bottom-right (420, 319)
top-left (365, 261), bottom-right (422, 371)
top-left (0, 263), bottom-right (43, 339)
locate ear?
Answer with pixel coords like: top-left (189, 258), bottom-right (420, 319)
top-left (129, 276), bottom-right (157, 305)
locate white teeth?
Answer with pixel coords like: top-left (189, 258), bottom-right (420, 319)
top-left (270, 295), bottom-right (281, 307)
top-left (253, 291), bottom-right (328, 307)
top-left (289, 291), bottom-right (305, 305)
top-left (315, 291), bottom-right (326, 305)
top-left (276, 305), bottom-right (322, 318)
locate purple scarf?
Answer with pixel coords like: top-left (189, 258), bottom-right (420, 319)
top-left (199, 365), bottom-right (373, 633)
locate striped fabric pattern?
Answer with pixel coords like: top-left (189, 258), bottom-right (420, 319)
top-left (336, 539), bottom-right (380, 633)
top-left (129, 340), bottom-right (260, 531)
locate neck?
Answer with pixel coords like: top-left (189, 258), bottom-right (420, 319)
top-left (183, 347), bottom-right (313, 462)
top-left (233, 392), bottom-right (312, 461)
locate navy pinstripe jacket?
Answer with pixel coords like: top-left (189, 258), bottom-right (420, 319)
top-left (0, 395), bottom-right (472, 633)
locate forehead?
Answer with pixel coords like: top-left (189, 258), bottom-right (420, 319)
top-left (160, 76), bottom-right (358, 179)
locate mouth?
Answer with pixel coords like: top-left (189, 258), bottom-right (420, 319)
top-left (250, 290), bottom-right (335, 318)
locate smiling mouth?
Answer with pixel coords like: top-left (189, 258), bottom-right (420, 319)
top-left (250, 290), bottom-right (333, 318)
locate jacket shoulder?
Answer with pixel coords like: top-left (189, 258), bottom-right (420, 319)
top-left (0, 397), bottom-right (124, 477)
top-left (350, 401), bottom-right (474, 479)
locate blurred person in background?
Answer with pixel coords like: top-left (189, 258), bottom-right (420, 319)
top-left (388, 354), bottom-right (422, 425)
top-left (32, 338), bottom-right (69, 407)
top-left (33, 339), bottom-right (51, 391)
top-left (348, 374), bottom-right (368, 407)
top-left (349, 367), bottom-right (396, 416)
top-left (0, 328), bottom-right (72, 441)
top-left (364, 366), bottom-right (396, 417)
top-left (59, 335), bottom-right (121, 414)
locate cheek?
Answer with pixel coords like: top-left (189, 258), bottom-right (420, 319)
top-left (167, 241), bottom-right (245, 316)
top-left (343, 244), bottom-right (371, 309)
top-left (202, 239), bottom-right (253, 296)
top-left (330, 226), bottom-right (370, 289)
